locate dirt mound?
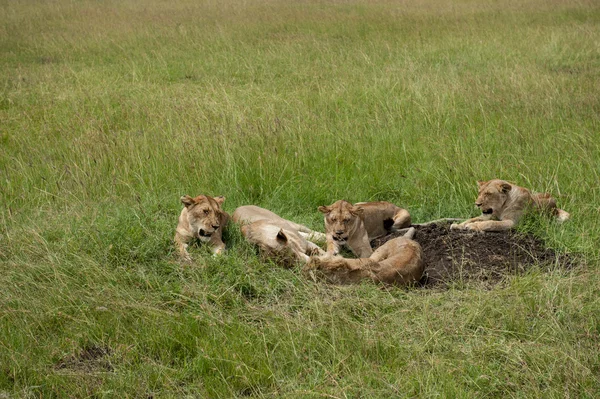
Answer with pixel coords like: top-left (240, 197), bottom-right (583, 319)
top-left (372, 223), bottom-right (575, 288)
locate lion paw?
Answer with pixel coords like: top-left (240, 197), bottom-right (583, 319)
top-left (307, 247), bottom-right (323, 257)
top-left (464, 223), bottom-right (485, 233)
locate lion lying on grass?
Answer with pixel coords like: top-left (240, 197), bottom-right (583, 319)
top-left (318, 200), bottom-right (411, 258)
top-left (233, 205), bottom-right (325, 267)
top-left (304, 228), bottom-right (423, 286)
top-left (175, 194), bottom-right (229, 260)
top-left (451, 179), bottom-right (570, 232)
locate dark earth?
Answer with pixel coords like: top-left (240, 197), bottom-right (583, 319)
top-left (372, 223), bottom-right (576, 288)
top-left (55, 345), bottom-right (113, 372)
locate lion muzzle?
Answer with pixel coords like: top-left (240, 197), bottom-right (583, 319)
top-left (198, 228), bottom-right (215, 238)
top-left (332, 233), bottom-right (348, 243)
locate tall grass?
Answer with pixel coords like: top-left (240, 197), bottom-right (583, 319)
top-left (1, 0), bottom-right (599, 397)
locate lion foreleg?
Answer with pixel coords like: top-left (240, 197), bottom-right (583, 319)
top-left (209, 236), bottom-right (226, 255)
top-left (306, 241), bottom-right (325, 257)
top-left (326, 234), bottom-right (341, 255)
top-left (450, 215), bottom-right (491, 230)
top-left (175, 231), bottom-right (193, 261)
top-left (464, 219), bottom-right (515, 232)
top-left (349, 230), bottom-right (373, 258)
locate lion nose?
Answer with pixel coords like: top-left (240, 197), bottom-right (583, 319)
top-left (335, 230), bottom-right (344, 235)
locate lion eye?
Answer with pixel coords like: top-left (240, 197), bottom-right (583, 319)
top-left (204, 209), bottom-right (210, 214)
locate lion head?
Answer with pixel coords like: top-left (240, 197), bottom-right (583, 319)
top-left (475, 180), bottom-right (512, 217)
top-left (180, 194), bottom-right (226, 242)
top-left (318, 200), bottom-right (364, 245)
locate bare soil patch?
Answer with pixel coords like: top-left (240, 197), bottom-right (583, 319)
top-left (372, 223), bottom-right (575, 288)
top-left (55, 345), bottom-right (113, 373)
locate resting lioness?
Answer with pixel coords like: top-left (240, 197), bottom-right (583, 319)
top-left (318, 200), bottom-right (411, 258)
top-left (175, 194), bottom-right (229, 260)
top-left (451, 179), bottom-right (570, 232)
top-left (304, 228), bottom-right (423, 286)
top-left (233, 205), bottom-right (326, 267)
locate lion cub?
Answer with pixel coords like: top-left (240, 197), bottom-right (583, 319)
top-left (175, 194), bottom-right (229, 260)
top-left (451, 179), bottom-right (570, 232)
top-left (233, 205), bottom-right (325, 268)
top-left (304, 228), bottom-right (423, 286)
top-left (318, 200), bottom-right (411, 258)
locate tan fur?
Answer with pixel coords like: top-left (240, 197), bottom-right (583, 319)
top-left (318, 200), bottom-right (411, 258)
top-left (451, 179), bottom-right (570, 232)
top-left (304, 235), bottom-right (423, 286)
top-left (233, 206), bottom-right (325, 267)
top-left (233, 205), bottom-right (325, 242)
top-left (175, 194), bottom-right (229, 260)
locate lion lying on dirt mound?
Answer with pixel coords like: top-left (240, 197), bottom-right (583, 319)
top-left (175, 194), bottom-right (229, 260)
top-left (233, 205), bottom-right (325, 267)
top-left (451, 179), bottom-right (570, 232)
top-left (318, 200), bottom-right (411, 258)
top-left (304, 228), bottom-right (423, 286)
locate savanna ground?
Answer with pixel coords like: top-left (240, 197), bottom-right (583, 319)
top-left (1, 0), bottom-right (599, 397)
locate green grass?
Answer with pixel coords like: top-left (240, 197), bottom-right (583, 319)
top-left (1, 0), bottom-right (599, 397)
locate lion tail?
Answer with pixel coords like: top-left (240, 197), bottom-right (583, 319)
top-left (532, 193), bottom-right (569, 222)
top-left (403, 227), bottom-right (416, 240)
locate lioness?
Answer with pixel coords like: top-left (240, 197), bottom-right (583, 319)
top-left (175, 194), bottom-right (229, 260)
top-left (232, 205), bottom-right (326, 242)
top-left (233, 205), bottom-right (326, 267)
top-left (318, 200), bottom-right (411, 258)
top-left (304, 228), bottom-right (423, 286)
top-left (451, 179), bottom-right (570, 232)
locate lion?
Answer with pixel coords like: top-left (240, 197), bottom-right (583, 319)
top-left (450, 179), bottom-right (570, 232)
top-left (175, 194), bottom-right (229, 260)
top-left (304, 228), bottom-right (423, 286)
top-left (233, 205), bottom-right (326, 242)
top-left (318, 200), bottom-right (411, 258)
top-left (233, 205), bottom-right (326, 267)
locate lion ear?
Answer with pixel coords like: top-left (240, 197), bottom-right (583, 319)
top-left (214, 196), bottom-right (225, 206)
top-left (477, 180), bottom-right (489, 188)
top-left (500, 183), bottom-right (512, 193)
top-left (276, 229), bottom-right (288, 242)
top-left (350, 206), bottom-right (364, 216)
top-left (318, 206), bottom-right (331, 214)
top-left (180, 195), bottom-right (196, 208)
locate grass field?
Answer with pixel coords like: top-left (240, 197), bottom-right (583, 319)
top-left (1, 0), bottom-right (599, 397)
